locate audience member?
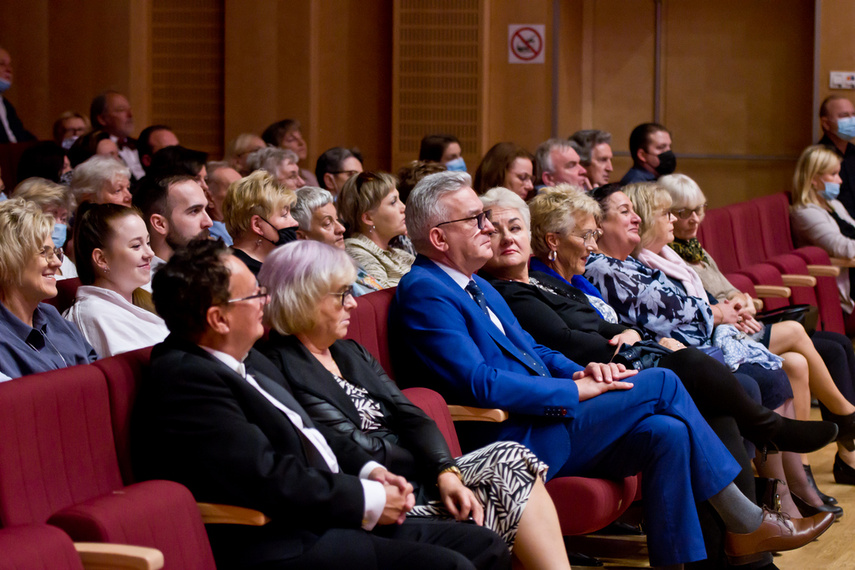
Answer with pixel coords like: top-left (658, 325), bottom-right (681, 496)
top-left (70, 155), bottom-right (132, 206)
top-left (52, 111), bottom-right (90, 149)
top-left (621, 122), bottom-right (675, 184)
top-left (389, 171), bottom-right (833, 568)
top-left (0, 165), bottom-right (6, 201)
top-left (397, 160), bottom-right (446, 204)
top-left (17, 141), bottom-right (70, 185)
top-left (568, 129), bottom-right (614, 188)
top-left (246, 146), bottom-right (305, 191)
top-left (146, 145), bottom-right (209, 194)
top-left (0, 47), bottom-right (36, 143)
top-left (419, 134), bottom-right (466, 172)
top-left (65, 203), bottom-right (167, 357)
top-left (315, 146), bottom-right (363, 198)
top-left (223, 170), bottom-right (297, 275)
top-left (137, 124), bottom-right (179, 172)
top-left (262, 118), bottom-right (319, 186)
top-left (473, 142), bottom-right (534, 200)
top-left (534, 138), bottom-right (589, 190)
top-left (12, 177), bottom-right (77, 279)
top-left (339, 171), bottom-right (413, 288)
top-left (0, 198), bottom-right (97, 379)
top-left (293, 186), bottom-right (381, 296)
top-left (67, 129), bottom-right (119, 167)
top-left (205, 161), bottom-right (240, 245)
top-left (90, 90), bottom-right (144, 179)
top-left (817, 95), bottom-right (855, 216)
top-left (131, 174), bottom-right (212, 278)
top-left (224, 132), bottom-right (266, 175)
top-left (258, 240), bottom-right (571, 569)
top-left (132, 237), bottom-right (510, 570)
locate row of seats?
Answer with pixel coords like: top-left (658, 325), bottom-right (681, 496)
top-left (697, 192), bottom-right (847, 334)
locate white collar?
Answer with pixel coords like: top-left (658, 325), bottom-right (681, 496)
top-left (201, 346), bottom-right (247, 376)
top-left (431, 259), bottom-right (472, 290)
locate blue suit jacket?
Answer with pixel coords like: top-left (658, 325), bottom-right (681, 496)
top-left (389, 255), bottom-right (587, 472)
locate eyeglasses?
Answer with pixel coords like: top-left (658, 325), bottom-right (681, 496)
top-left (37, 245), bottom-right (62, 262)
top-left (569, 228), bottom-right (603, 243)
top-left (226, 286), bottom-right (269, 304)
top-left (434, 210), bottom-right (493, 231)
top-left (329, 170), bottom-right (360, 178)
top-left (329, 285), bottom-right (355, 307)
top-left (671, 204), bottom-right (707, 219)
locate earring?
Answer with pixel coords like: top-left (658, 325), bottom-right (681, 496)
top-left (547, 250), bottom-right (557, 262)
top-left (104, 266), bottom-right (110, 274)
top-left (370, 225), bottom-right (375, 233)
top-left (256, 238), bottom-right (263, 246)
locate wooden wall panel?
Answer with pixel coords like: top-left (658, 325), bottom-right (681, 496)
top-left (818, 0), bottom-right (855, 138)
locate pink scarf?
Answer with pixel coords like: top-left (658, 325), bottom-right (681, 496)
top-left (636, 245), bottom-right (708, 299)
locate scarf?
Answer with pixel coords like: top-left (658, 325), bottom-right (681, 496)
top-left (670, 237), bottom-right (710, 265)
top-left (636, 245), bottom-right (708, 300)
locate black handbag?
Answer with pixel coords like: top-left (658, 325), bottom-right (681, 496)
top-left (756, 304), bottom-right (818, 336)
top-left (612, 340), bottom-right (674, 371)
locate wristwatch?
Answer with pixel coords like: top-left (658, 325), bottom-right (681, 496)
top-left (438, 465), bottom-right (463, 483)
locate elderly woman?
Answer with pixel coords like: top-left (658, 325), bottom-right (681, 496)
top-left (13, 177), bottom-right (77, 279)
top-left (585, 183), bottom-right (845, 518)
top-left (473, 142), bottom-right (534, 200)
top-left (70, 155), bottom-right (132, 207)
top-left (662, 172), bottom-right (855, 492)
top-left (339, 171), bottom-right (414, 288)
top-left (0, 198), bottom-right (97, 379)
top-left (224, 133), bottom-right (266, 176)
top-left (257, 240), bottom-right (570, 569)
top-left (223, 170), bottom-right (298, 276)
top-left (63, 203), bottom-right (168, 357)
top-left (293, 186), bottom-right (381, 296)
top-left (246, 146), bottom-right (306, 191)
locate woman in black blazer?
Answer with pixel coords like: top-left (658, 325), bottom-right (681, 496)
top-left (257, 239), bottom-right (573, 570)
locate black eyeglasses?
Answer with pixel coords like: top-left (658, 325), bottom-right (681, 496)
top-left (328, 285), bottom-right (355, 307)
top-left (671, 204), bottom-right (707, 219)
top-left (329, 170), bottom-right (360, 177)
top-left (225, 286), bottom-right (269, 304)
top-left (434, 210), bottom-right (492, 231)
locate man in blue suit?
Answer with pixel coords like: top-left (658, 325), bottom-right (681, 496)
top-left (389, 171), bottom-right (834, 568)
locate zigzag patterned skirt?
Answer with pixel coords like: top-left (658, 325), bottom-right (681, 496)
top-left (408, 441), bottom-right (548, 551)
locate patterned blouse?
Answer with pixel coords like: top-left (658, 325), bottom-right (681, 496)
top-left (333, 374), bottom-right (384, 431)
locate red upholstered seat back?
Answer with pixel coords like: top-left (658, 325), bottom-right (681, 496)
top-left (751, 193), bottom-right (795, 258)
top-left (0, 365), bottom-right (123, 526)
top-left (697, 207), bottom-right (741, 274)
top-left (401, 387), bottom-right (463, 457)
top-left (345, 288), bottom-right (397, 379)
top-left (44, 277), bottom-right (81, 314)
top-left (93, 347), bottom-right (154, 484)
top-left (0, 524), bottom-right (85, 570)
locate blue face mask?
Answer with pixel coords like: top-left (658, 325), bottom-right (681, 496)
top-left (51, 223), bottom-right (68, 249)
top-left (0, 78), bottom-right (9, 93)
top-left (838, 116), bottom-right (855, 140)
top-left (820, 181), bottom-right (841, 202)
top-left (445, 157), bottom-right (467, 172)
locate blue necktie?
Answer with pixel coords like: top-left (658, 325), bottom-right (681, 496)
top-left (466, 280), bottom-right (490, 317)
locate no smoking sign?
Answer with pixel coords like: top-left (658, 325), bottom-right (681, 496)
top-left (508, 24), bottom-right (545, 64)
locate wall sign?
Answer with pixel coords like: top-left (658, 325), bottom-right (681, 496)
top-left (508, 24), bottom-right (545, 64)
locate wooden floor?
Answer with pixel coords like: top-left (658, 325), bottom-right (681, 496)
top-left (564, 407), bottom-right (855, 569)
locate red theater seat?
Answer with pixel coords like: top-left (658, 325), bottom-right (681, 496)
top-left (44, 277), bottom-right (81, 314)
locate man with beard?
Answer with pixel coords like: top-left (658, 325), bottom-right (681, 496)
top-left (132, 174), bottom-right (213, 290)
top-left (620, 122), bottom-right (676, 184)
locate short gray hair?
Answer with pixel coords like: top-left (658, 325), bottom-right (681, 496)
top-left (406, 171), bottom-right (471, 252)
top-left (70, 155), bottom-right (130, 202)
top-left (657, 173), bottom-right (706, 210)
top-left (206, 160), bottom-right (231, 177)
top-left (293, 186), bottom-right (334, 230)
top-left (479, 187), bottom-right (530, 231)
top-left (259, 240), bottom-right (357, 335)
top-left (246, 146), bottom-right (299, 175)
top-left (534, 138), bottom-right (576, 177)
top-left (568, 130), bottom-right (612, 164)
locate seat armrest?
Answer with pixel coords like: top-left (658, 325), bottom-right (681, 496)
top-left (780, 274), bottom-right (817, 287)
top-left (831, 257), bottom-right (855, 268)
top-left (753, 285), bottom-right (791, 298)
top-left (197, 502), bottom-right (271, 526)
top-left (806, 264), bottom-right (841, 277)
top-left (447, 405), bottom-right (509, 423)
top-left (753, 297), bottom-right (764, 312)
top-left (75, 543), bottom-right (164, 570)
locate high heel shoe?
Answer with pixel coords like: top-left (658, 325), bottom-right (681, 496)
top-left (803, 463), bottom-right (837, 506)
top-left (790, 491), bottom-right (843, 519)
top-left (819, 407), bottom-right (855, 451)
top-left (755, 416), bottom-right (838, 454)
top-left (833, 452), bottom-right (855, 485)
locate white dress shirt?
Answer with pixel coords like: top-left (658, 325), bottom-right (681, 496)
top-left (110, 134), bottom-right (145, 180)
top-left (432, 260), bottom-right (506, 333)
top-left (0, 96), bottom-right (16, 142)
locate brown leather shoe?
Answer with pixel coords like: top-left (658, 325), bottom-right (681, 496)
top-left (724, 509), bottom-right (834, 565)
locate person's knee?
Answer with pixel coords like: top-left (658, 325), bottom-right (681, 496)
top-left (782, 352), bottom-right (809, 383)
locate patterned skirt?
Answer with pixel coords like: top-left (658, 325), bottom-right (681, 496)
top-left (408, 441), bottom-right (548, 550)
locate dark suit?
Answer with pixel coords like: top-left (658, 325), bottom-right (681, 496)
top-left (0, 97), bottom-right (36, 143)
top-left (389, 256), bottom-right (742, 567)
top-left (132, 335), bottom-right (509, 570)
top-left (818, 133), bottom-right (855, 217)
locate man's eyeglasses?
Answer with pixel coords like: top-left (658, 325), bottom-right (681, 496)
top-left (434, 210), bottom-right (493, 231)
top-left (329, 170), bottom-right (360, 178)
top-left (569, 228), bottom-right (603, 243)
top-left (37, 245), bottom-right (62, 262)
top-left (226, 287), bottom-right (269, 304)
top-left (329, 285), bottom-right (355, 307)
top-left (671, 204), bottom-right (707, 220)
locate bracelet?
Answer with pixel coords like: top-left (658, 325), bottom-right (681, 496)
top-left (438, 465), bottom-right (463, 483)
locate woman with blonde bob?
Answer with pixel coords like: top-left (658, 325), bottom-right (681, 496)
top-left (258, 240), bottom-right (572, 570)
top-left (223, 170), bottom-right (298, 276)
top-left (339, 171), bottom-right (414, 288)
top-left (0, 198), bottom-right (97, 379)
top-left (13, 177), bottom-right (77, 279)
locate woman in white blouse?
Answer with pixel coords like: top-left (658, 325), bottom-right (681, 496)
top-left (64, 202), bottom-right (168, 357)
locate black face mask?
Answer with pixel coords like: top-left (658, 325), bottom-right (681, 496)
top-left (261, 218), bottom-right (299, 247)
top-left (654, 150), bottom-right (676, 176)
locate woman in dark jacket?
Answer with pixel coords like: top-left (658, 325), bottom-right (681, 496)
top-left (257, 239), bottom-right (572, 570)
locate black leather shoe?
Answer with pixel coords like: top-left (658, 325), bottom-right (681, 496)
top-left (763, 416), bottom-right (838, 454)
top-left (790, 491), bottom-right (843, 519)
top-left (803, 463), bottom-right (837, 505)
top-left (819, 407), bottom-right (855, 451)
top-left (833, 452), bottom-right (855, 485)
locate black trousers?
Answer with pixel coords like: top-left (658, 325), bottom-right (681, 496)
top-left (812, 330), bottom-right (855, 405)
